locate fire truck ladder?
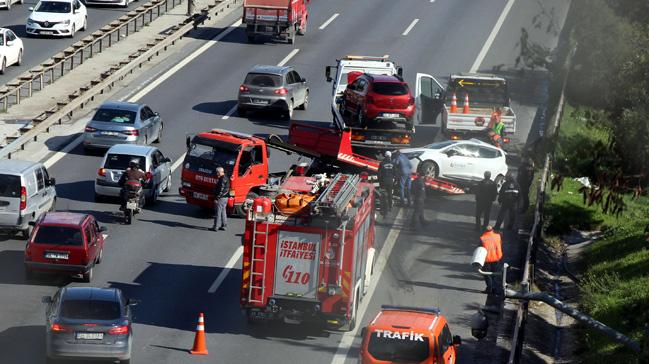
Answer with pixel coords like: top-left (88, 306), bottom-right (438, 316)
top-left (248, 219), bottom-right (270, 304)
top-left (312, 173), bottom-right (360, 218)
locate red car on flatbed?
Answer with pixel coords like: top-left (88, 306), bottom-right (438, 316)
top-left (24, 212), bottom-right (107, 282)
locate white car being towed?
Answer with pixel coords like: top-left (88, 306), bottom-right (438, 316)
top-left (26, 0), bottom-right (87, 38)
top-left (0, 28), bottom-right (23, 74)
top-left (401, 139), bottom-right (508, 185)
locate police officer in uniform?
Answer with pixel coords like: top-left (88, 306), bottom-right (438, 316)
top-left (474, 171), bottom-right (498, 231)
top-left (495, 172), bottom-right (520, 231)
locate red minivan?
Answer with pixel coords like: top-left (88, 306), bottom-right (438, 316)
top-left (24, 212), bottom-right (106, 282)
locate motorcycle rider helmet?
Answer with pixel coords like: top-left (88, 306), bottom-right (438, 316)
top-left (129, 158), bottom-right (140, 169)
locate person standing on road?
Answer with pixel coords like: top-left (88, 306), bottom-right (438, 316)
top-left (211, 167), bottom-right (230, 231)
top-left (378, 151), bottom-right (395, 217)
top-left (393, 150), bottom-right (412, 206)
top-left (495, 172), bottom-right (520, 231)
top-left (410, 171), bottom-right (427, 230)
top-left (517, 155), bottom-right (535, 212)
top-left (474, 171), bottom-right (498, 231)
top-left (479, 226), bottom-right (503, 294)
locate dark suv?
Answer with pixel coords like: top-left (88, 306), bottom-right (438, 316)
top-left (341, 73), bottom-right (415, 128)
top-left (237, 65), bottom-right (309, 119)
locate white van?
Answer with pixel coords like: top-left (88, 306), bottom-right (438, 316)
top-left (0, 160), bottom-right (57, 239)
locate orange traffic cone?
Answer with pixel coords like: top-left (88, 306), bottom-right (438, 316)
top-left (463, 93), bottom-right (470, 114)
top-left (450, 93), bottom-right (458, 113)
top-left (190, 313), bottom-right (209, 355)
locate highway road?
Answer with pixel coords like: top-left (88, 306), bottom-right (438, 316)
top-left (0, 0), bottom-right (570, 363)
top-left (0, 0), bottom-right (165, 84)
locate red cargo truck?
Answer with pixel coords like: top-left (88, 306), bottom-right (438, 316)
top-left (240, 173), bottom-right (376, 330)
top-left (242, 0), bottom-right (309, 44)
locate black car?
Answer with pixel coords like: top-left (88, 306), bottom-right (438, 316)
top-left (43, 287), bottom-right (137, 364)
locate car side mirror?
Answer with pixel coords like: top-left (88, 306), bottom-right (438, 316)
top-left (28, 221), bottom-right (36, 226)
top-left (99, 226), bottom-right (108, 233)
top-left (29, 6), bottom-right (34, 10)
top-left (397, 66), bottom-right (403, 77)
top-left (41, 296), bottom-right (52, 304)
top-left (452, 335), bottom-right (462, 346)
top-left (46, 178), bottom-right (56, 186)
top-left (186, 135), bottom-right (191, 150)
top-left (325, 66), bottom-right (332, 82)
top-left (126, 298), bottom-right (140, 306)
top-left (301, 78), bottom-right (307, 83)
top-left (6, 40), bottom-right (14, 46)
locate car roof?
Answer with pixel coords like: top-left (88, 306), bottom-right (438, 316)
top-left (98, 101), bottom-right (142, 112)
top-left (40, 212), bottom-right (89, 226)
top-left (370, 307), bottom-right (443, 333)
top-left (248, 65), bottom-right (290, 75)
top-left (106, 144), bottom-right (155, 156)
top-left (0, 159), bottom-right (39, 174)
top-left (61, 287), bottom-right (121, 302)
top-left (366, 74), bottom-right (403, 83)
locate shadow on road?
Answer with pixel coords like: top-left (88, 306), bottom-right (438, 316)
top-left (0, 250), bottom-right (72, 286)
top-left (0, 325), bottom-right (46, 364)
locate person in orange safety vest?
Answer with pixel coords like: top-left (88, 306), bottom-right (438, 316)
top-left (480, 226), bottom-right (503, 295)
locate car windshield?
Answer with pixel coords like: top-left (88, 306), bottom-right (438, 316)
top-left (34, 226), bottom-right (83, 246)
top-left (244, 73), bottom-right (282, 87)
top-left (92, 108), bottom-right (137, 124)
top-left (367, 333), bottom-right (430, 362)
top-left (35, 1), bottom-right (71, 13)
top-left (104, 154), bottom-right (146, 170)
top-left (60, 299), bottom-right (121, 320)
top-left (372, 82), bottom-right (409, 95)
top-left (186, 137), bottom-right (238, 176)
top-left (424, 140), bottom-right (457, 149)
top-left (0, 174), bottom-right (20, 198)
top-left (445, 78), bottom-right (508, 106)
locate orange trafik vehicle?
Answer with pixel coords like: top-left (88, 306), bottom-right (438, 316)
top-left (360, 305), bottom-right (461, 364)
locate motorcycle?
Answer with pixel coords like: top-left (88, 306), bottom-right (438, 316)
top-left (122, 181), bottom-right (144, 225)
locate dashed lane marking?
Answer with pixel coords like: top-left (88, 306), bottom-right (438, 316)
top-left (278, 48), bottom-right (300, 67)
top-left (208, 246), bottom-right (244, 293)
top-left (319, 13), bottom-right (339, 30)
top-left (402, 18), bottom-right (420, 36)
top-left (469, 0), bottom-right (516, 72)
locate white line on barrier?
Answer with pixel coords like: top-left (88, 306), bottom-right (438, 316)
top-left (319, 13), bottom-right (339, 30)
top-left (278, 49), bottom-right (300, 67)
top-left (469, 0), bottom-right (516, 73)
top-left (402, 19), bottom-right (419, 36)
top-left (208, 245), bottom-right (244, 293)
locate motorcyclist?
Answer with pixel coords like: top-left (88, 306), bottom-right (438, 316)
top-left (118, 159), bottom-right (146, 210)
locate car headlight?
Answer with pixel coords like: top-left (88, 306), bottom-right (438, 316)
top-left (27, 19), bottom-right (35, 25)
top-left (63, 19), bottom-right (71, 25)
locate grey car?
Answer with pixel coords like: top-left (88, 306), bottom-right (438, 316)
top-left (43, 287), bottom-right (137, 364)
top-left (83, 101), bottom-right (163, 153)
top-left (237, 65), bottom-right (309, 119)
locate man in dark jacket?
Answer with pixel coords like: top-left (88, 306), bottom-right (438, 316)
top-left (495, 172), bottom-right (520, 231)
top-left (211, 167), bottom-right (230, 231)
top-left (393, 150), bottom-right (412, 206)
top-left (475, 171), bottom-right (498, 231)
top-left (410, 172), bottom-right (427, 229)
top-left (517, 156), bottom-right (535, 212)
top-left (378, 151), bottom-right (395, 217)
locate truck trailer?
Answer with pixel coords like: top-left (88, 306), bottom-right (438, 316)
top-left (242, 0), bottom-right (309, 44)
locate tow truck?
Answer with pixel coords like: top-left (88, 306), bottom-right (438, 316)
top-left (325, 55), bottom-right (414, 149)
top-left (242, 0), bottom-right (309, 44)
top-left (415, 73), bottom-right (516, 141)
top-left (240, 173), bottom-right (375, 330)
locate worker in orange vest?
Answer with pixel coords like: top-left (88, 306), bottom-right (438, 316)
top-left (480, 226), bottom-right (503, 295)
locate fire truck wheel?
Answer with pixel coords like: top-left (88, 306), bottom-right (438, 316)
top-left (418, 160), bottom-right (439, 178)
top-left (235, 192), bottom-right (259, 217)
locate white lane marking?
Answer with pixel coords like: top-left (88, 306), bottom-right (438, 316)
top-left (44, 135), bottom-right (84, 169)
top-left (469, 0), bottom-right (516, 72)
top-left (318, 13), bottom-right (339, 30)
top-left (402, 18), bottom-right (419, 36)
top-left (170, 153), bottom-right (186, 172)
top-left (277, 48), bottom-right (300, 67)
top-left (430, 0), bottom-right (435, 3)
top-left (330, 208), bottom-right (405, 364)
top-left (222, 104), bottom-right (238, 120)
top-left (128, 19), bottom-right (243, 102)
top-left (208, 245), bottom-right (244, 293)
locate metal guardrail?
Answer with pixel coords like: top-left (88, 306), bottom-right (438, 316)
top-left (0, 0), bottom-right (242, 160)
top-left (0, 0), bottom-right (183, 111)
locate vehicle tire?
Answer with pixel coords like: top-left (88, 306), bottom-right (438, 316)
top-left (236, 105), bottom-right (248, 117)
top-left (17, 49), bottom-right (23, 66)
top-left (19, 0), bottom-right (24, 4)
top-left (247, 34), bottom-right (256, 43)
top-left (96, 248), bottom-right (103, 264)
top-left (147, 184), bottom-right (159, 205)
top-left (144, 136), bottom-right (148, 146)
top-left (297, 19), bottom-right (307, 36)
top-left (6, 0), bottom-right (10, 10)
top-left (120, 360), bottom-right (130, 364)
top-left (82, 267), bottom-right (93, 283)
top-left (94, 193), bottom-right (104, 203)
top-left (81, 16), bottom-right (87, 31)
top-left (69, 25), bottom-right (75, 38)
top-left (418, 160), bottom-right (439, 178)
top-left (163, 174), bottom-right (171, 192)
top-left (0, 58), bottom-right (6, 75)
top-left (298, 91), bottom-right (309, 110)
top-left (122, 0), bottom-right (129, 8)
top-left (235, 191), bottom-right (258, 217)
top-left (283, 100), bottom-right (294, 120)
top-left (125, 209), bottom-right (133, 225)
top-left (21, 226), bottom-right (32, 240)
top-left (154, 123), bottom-right (163, 143)
top-left (25, 268), bottom-right (35, 282)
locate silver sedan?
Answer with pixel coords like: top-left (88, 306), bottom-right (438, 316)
top-left (83, 101), bottom-right (163, 153)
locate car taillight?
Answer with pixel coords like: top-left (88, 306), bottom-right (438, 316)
top-left (85, 126), bottom-right (97, 133)
top-left (145, 172), bottom-right (153, 182)
top-left (51, 323), bottom-right (71, 332)
top-left (408, 96), bottom-right (415, 105)
top-left (274, 87), bottom-right (288, 95)
top-left (239, 85), bottom-right (250, 93)
top-left (121, 129), bottom-right (139, 136)
top-left (366, 95), bottom-right (374, 104)
top-left (20, 186), bottom-right (26, 210)
top-left (108, 325), bottom-right (129, 335)
top-left (98, 168), bottom-right (106, 177)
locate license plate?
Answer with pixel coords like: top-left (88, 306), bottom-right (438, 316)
top-left (252, 99), bottom-right (269, 105)
top-left (382, 113), bottom-right (401, 118)
top-left (370, 135), bottom-right (388, 141)
top-left (192, 192), bottom-right (209, 200)
top-left (40, 31), bottom-right (53, 35)
top-left (100, 131), bottom-right (119, 136)
top-left (126, 201), bottom-right (138, 210)
top-left (76, 332), bottom-right (103, 340)
top-left (45, 252), bottom-right (69, 260)
top-left (365, 140), bottom-right (390, 145)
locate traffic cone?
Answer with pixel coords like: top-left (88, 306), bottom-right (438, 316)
top-left (463, 93), bottom-right (470, 114)
top-left (190, 313), bottom-right (208, 355)
top-left (450, 93), bottom-right (458, 113)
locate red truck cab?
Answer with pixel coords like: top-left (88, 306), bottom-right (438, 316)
top-left (24, 212), bottom-right (106, 283)
top-left (179, 129), bottom-right (269, 216)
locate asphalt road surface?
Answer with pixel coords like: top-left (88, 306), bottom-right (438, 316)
top-left (0, 0), bottom-right (570, 363)
top-left (0, 0), bottom-right (161, 84)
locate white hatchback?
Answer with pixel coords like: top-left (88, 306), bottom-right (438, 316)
top-left (401, 139), bottom-right (508, 184)
top-left (0, 28), bottom-right (23, 74)
top-left (26, 0), bottom-right (87, 38)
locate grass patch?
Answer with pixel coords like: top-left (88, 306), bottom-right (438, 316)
top-left (545, 105), bottom-right (649, 363)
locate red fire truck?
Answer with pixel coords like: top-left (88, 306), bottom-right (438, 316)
top-left (242, 0), bottom-right (309, 44)
top-left (240, 173), bottom-right (376, 330)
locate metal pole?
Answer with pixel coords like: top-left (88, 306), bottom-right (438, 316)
top-left (187, 0), bottom-right (194, 16)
